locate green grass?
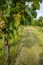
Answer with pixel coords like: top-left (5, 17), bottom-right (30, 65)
top-left (14, 26), bottom-right (43, 65)
top-left (0, 26), bottom-right (43, 65)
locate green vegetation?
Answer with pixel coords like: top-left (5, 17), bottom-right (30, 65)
top-left (32, 16), bottom-right (43, 26)
top-left (0, 0), bottom-right (43, 65)
top-left (0, 26), bottom-right (43, 65)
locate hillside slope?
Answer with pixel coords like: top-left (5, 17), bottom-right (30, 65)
top-left (14, 26), bottom-right (43, 65)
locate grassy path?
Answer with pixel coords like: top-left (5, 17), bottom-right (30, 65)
top-left (14, 26), bottom-right (43, 65)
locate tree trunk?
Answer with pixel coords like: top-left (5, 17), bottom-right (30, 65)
top-left (4, 36), bottom-right (10, 65)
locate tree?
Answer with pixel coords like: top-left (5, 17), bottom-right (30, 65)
top-left (21, 0), bottom-right (42, 25)
top-left (32, 16), bottom-right (43, 26)
top-left (38, 16), bottom-right (43, 26)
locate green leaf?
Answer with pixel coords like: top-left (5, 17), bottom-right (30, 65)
top-left (26, 6), bottom-right (33, 18)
